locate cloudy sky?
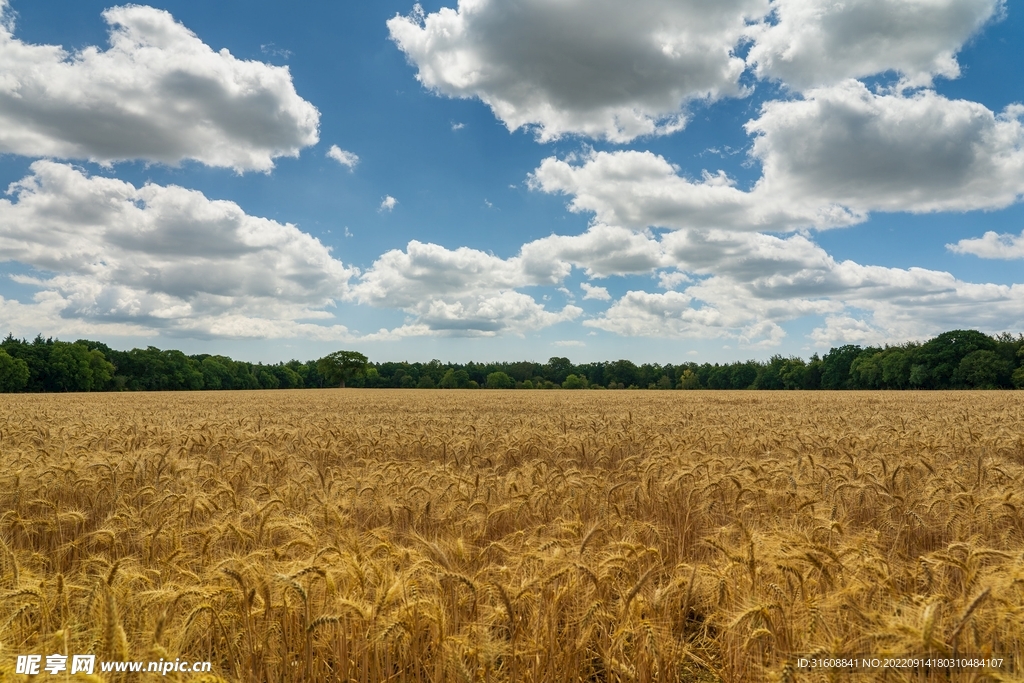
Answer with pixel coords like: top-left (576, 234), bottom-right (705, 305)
top-left (1, 0), bottom-right (1022, 363)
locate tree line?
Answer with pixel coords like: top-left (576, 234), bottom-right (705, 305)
top-left (1, 329), bottom-right (1022, 393)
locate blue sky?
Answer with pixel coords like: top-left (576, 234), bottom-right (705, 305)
top-left (0, 0), bottom-right (1022, 364)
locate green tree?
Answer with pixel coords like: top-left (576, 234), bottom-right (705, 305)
top-left (200, 356), bottom-right (233, 389)
top-left (915, 330), bottom-right (996, 388)
top-left (955, 349), bottom-right (1011, 388)
top-left (543, 357), bottom-right (573, 384)
top-left (485, 371), bottom-right (514, 389)
top-left (820, 345), bottom-right (862, 389)
top-left (605, 359), bottom-right (639, 388)
top-left (316, 350), bottom-right (369, 388)
top-left (48, 342), bottom-right (114, 391)
top-left (232, 365), bottom-right (260, 390)
top-left (729, 362), bottom-right (759, 389)
top-left (258, 369), bottom-right (280, 389)
top-left (779, 358), bottom-right (809, 389)
top-left (753, 356), bottom-right (786, 389)
top-left (505, 361), bottom-right (541, 383)
top-left (361, 367), bottom-right (381, 387)
top-left (706, 365), bottom-right (731, 389)
top-left (849, 351), bottom-right (883, 389)
top-left (881, 349), bottom-right (911, 389)
top-left (677, 368), bottom-right (700, 389)
top-left (1, 335), bottom-right (56, 391)
top-left (438, 369), bottom-right (471, 388)
top-left (118, 347), bottom-right (203, 390)
top-left (561, 374), bottom-right (587, 389)
top-left (0, 348), bottom-right (30, 392)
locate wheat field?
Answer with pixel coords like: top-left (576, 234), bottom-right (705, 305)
top-left (1, 390), bottom-right (1023, 682)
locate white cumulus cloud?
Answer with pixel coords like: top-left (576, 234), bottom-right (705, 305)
top-left (531, 150), bottom-right (775, 231)
top-left (809, 315), bottom-right (892, 347)
top-left (379, 0), bottom-right (1024, 349)
top-left (0, 161), bottom-right (356, 339)
top-left (342, 222), bottom-right (1024, 345)
top-left (747, 0), bottom-right (1003, 90)
top-left (531, 84), bottom-right (1024, 232)
top-left (948, 229), bottom-right (1024, 259)
top-left (380, 195), bottom-right (398, 212)
top-left (586, 289), bottom-right (755, 340)
top-left (327, 145), bottom-right (359, 169)
top-left (520, 224), bottom-right (667, 278)
top-left (343, 226), bottom-right (1008, 346)
top-left (350, 240), bottom-right (580, 336)
top-left (539, 227), bottom-right (1024, 346)
top-left (0, 4), bottom-right (319, 171)
top-left (388, 0), bottom-right (767, 142)
top-left (749, 83), bottom-right (1024, 217)
top-left (387, 0), bottom-right (1006, 143)
top-left (658, 271), bottom-right (691, 290)
top-left (580, 282), bottom-right (611, 301)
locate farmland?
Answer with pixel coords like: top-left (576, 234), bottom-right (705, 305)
top-left (1, 390), bottom-right (1023, 682)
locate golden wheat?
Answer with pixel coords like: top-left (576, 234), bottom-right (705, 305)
top-left (0, 390), bottom-right (1022, 682)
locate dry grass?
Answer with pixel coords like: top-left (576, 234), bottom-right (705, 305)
top-left (1, 389), bottom-right (1023, 682)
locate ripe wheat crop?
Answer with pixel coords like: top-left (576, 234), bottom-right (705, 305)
top-left (1, 390), bottom-right (1023, 682)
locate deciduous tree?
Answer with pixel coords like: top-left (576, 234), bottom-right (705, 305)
top-left (316, 350), bottom-right (369, 388)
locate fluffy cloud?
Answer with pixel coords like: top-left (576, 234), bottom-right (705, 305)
top-left (380, 196), bottom-right (398, 212)
top-left (350, 240), bottom-right (579, 336)
top-left (349, 226), bottom-right (670, 336)
top-left (380, 0), bottom-right (1023, 347)
top-left (661, 230), bottom-right (834, 281)
top-left (582, 287), bottom-right (791, 347)
top-left (749, 82), bottom-right (1024, 215)
top-left (948, 230), bottom-right (1024, 259)
top-left (327, 145), bottom-right (359, 169)
top-left (531, 151), bottom-right (777, 231)
top-left (388, 0), bottom-right (1005, 142)
top-left (586, 283), bottom-right (829, 346)
top-left (809, 315), bottom-right (893, 347)
top-left (351, 227), bottom-right (660, 337)
top-left (747, 0), bottom-right (1003, 89)
top-left (345, 223), bottom-right (1024, 344)
top-left (6, 164), bottom-right (1008, 345)
top-left (532, 84), bottom-right (1024, 231)
top-left (405, 291), bottom-right (580, 335)
top-left (565, 228), bottom-right (1024, 345)
top-left (352, 240), bottom-right (537, 308)
top-left (0, 4), bottom-right (318, 171)
top-left (520, 224), bottom-right (667, 278)
top-left (586, 289), bottom-right (721, 338)
top-left (388, 0), bottom-right (767, 142)
top-left (658, 271), bottom-right (691, 290)
top-left (580, 282), bottom-right (611, 301)
top-left (0, 292), bottom-right (155, 339)
top-left (0, 161), bottom-right (355, 339)
top-left (835, 276), bottom-right (1024, 343)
